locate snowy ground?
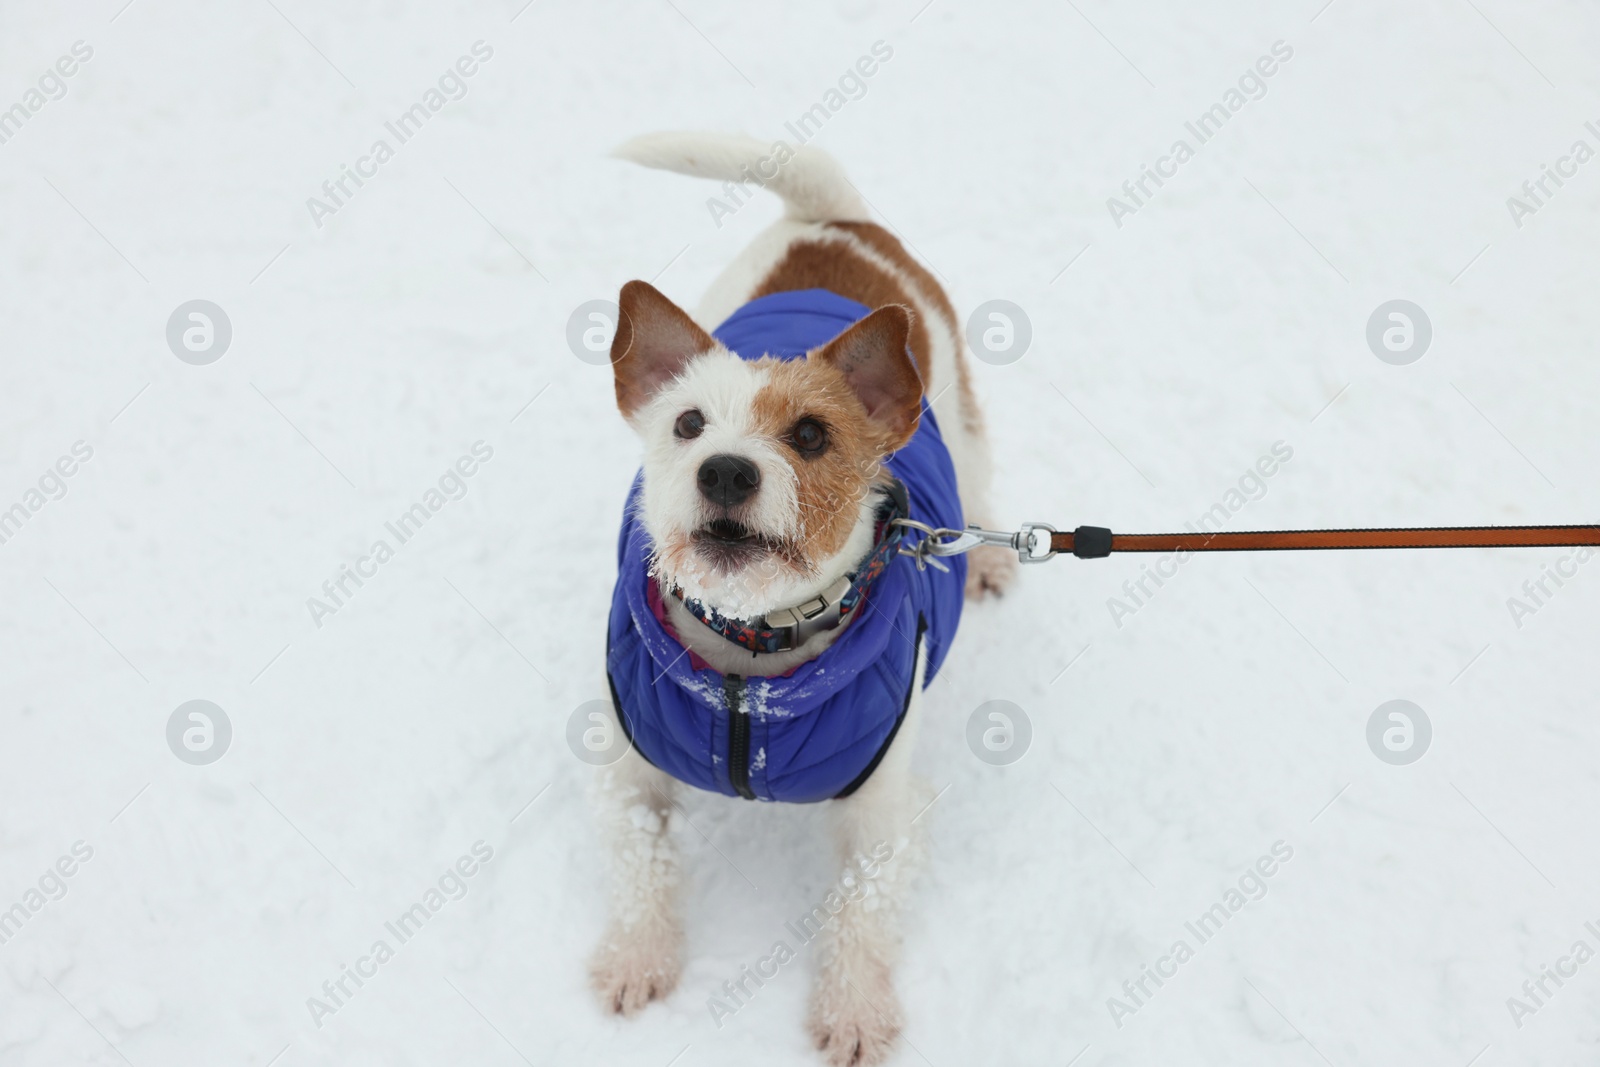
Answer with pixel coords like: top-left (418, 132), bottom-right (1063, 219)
top-left (2, 0), bottom-right (1599, 1064)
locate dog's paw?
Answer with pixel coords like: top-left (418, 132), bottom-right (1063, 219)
top-left (964, 544), bottom-right (1018, 600)
top-left (589, 923), bottom-right (683, 1016)
top-left (808, 966), bottom-right (903, 1067)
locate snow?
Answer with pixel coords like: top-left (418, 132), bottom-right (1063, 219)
top-left (2, 0), bottom-right (1598, 1064)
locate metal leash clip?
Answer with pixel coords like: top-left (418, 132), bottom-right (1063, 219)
top-left (893, 519), bottom-right (1058, 570)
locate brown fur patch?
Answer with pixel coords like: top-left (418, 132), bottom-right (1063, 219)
top-left (752, 236), bottom-right (934, 387)
top-left (750, 357), bottom-right (898, 564)
top-left (830, 221), bottom-right (984, 438)
top-left (612, 280), bottom-right (717, 420)
top-left (752, 222), bottom-right (985, 437)
top-left (814, 305), bottom-right (920, 449)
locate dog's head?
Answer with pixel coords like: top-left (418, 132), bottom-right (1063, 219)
top-left (611, 280), bottom-right (922, 619)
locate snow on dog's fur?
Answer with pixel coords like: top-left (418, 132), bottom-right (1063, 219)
top-left (590, 131), bottom-right (1010, 1067)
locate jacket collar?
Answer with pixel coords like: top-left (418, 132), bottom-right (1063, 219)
top-left (670, 480), bottom-right (908, 654)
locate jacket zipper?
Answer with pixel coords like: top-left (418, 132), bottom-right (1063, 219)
top-left (724, 673), bottom-right (756, 800)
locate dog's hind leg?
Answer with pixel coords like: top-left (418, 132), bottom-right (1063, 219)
top-left (587, 704), bottom-right (685, 1016)
top-left (806, 664), bottom-right (926, 1066)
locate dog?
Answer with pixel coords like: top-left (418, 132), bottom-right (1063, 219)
top-left (590, 131), bottom-right (1014, 1066)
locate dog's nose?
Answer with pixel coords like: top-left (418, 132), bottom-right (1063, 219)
top-left (698, 454), bottom-right (761, 508)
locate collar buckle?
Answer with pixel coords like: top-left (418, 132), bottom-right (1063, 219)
top-left (763, 575), bottom-right (853, 652)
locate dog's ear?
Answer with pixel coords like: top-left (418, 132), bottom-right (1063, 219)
top-left (814, 305), bottom-right (922, 450)
top-left (611, 280), bottom-right (717, 420)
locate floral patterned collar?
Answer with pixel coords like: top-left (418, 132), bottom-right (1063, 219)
top-left (670, 481), bottom-right (909, 654)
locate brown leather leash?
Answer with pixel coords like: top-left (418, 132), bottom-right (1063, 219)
top-left (893, 519), bottom-right (1600, 568)
top-left (1052, 524), bottom-right (1600, 557)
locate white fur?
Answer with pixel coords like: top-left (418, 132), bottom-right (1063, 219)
top-left (634, 353), bottom-right (798, 612)
top-left (631, 348), bottom-right (888, 620)
top-left (587, 730), bottom-right (685, 1015)
top-left (592, 132), bottom-right (999, 1066)
top-left (807, 651), bottom-right (925, 1065)
top-left (589, 645), bottom-right (929, 1066)
top-left (613, 131), bottom-right (872, 225)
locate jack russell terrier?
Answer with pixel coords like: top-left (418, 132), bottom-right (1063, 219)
top-left (590, 130), bottom-right (1013, 1066)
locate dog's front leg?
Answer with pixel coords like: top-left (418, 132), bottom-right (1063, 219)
top-left (808, 685), bottom-right (924, 1067)
top-left (588, 707), bottom-right (685, 1016)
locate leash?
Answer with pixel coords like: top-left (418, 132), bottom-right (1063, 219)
top-left (893, 520), bottom-right (1600, 569)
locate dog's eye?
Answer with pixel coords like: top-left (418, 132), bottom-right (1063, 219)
top-left (674, 410), bottom-right (705, 440)
top-left (790, 418), bottom-right (828, 456)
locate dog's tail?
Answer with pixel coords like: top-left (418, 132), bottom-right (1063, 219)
top-left (612, 131), bottom-right (871, 224)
